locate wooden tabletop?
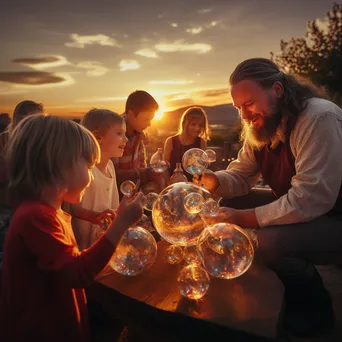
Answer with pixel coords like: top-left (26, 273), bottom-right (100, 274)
top-left (96, 240), bottom-right (284, 340)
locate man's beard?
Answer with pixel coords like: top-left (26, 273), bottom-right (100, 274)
top-left (241, 99), bottom-right (282, 150)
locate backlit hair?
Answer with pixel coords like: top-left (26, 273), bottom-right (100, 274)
top-left (125, 90), bottom-right (159, 115)
top-left (7, 114), bottom-right (100, 201)
top-left (11, 100), bottom-right (44, 130)
top-left (81, 108), bottom-right (124, 137)
top-left (178, 107), bottom-right (210, 141)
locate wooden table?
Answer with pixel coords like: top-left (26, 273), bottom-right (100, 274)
top-left (93, 241), bottom-right (284, 341)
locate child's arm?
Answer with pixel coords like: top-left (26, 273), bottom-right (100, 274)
top-left (20, 194), bottom-right (144, 289)
top-left (200, 138), bottom-right (207, 151)
top-left (163, 137), bottom-right (173, 162)
top-left (70, 203), bottom-right (115, 224)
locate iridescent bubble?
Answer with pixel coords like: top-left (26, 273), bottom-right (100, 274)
top-left (205, 149), bottom-right (216, 163)
top-left (197, 223), bottom-right (254, 279)
top-left (120, 180), bottom-right (136, 197)
top-left (144, 192), bottom-right (159, 211)
top-left (151, 160), bottom-right (169, 173)
top-left (166, 245), bottom-right (184, 264)
top-left (184, 245), bottom-right (201, 266)
top-left (178, 264), bottom-right (210, 300)
top-left (184, 192), bottom-right (204, 214)
top-left (136, 214), bottom-right (154, 232)
top-left (201, 199), bottom-right (219, 217)
top-left (182, 148), bottom-right (209, 175)
top-left (110, 227), bottom-right (157, 276)
top-left (152, 183), bottom-right (213, 246)
top-left (245, 229), bottom-right (259, 249)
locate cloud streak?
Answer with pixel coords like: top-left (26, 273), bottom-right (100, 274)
top-left (135, 48), bottom-right (159, 58)
top-left (12, 55), bottom-right (70, 69)
top-left (0, 71), bottom-right (74, 87)
top-left (149, 80), bottom-right (194, 85)
top-left (119, 59), bottom-right (140, 71)
top-left (155, 40), bottom-right (212, 54)
top-left (65, 34), bottom-right (120, 48)
top-left (75, 61), bottom-right (109, 76)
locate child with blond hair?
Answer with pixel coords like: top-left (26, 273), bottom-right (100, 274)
top-left (71, 108), bottom-right (128, 250)
top-left (0, 114), bottom-right (144, 342)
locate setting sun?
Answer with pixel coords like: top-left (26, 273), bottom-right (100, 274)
top-left (153, 102), bottom-right (168, 120)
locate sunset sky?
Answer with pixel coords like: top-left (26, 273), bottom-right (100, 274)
top-left (0, 0), bottom-right (335, 118)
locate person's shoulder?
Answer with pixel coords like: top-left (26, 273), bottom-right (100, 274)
top-left (12, 200), bottom-right (57, 225)
top-left (301, 98), bottom-right (342, 119)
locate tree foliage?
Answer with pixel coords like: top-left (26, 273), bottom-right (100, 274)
top-left (271, 3), bottom-right (342, 105)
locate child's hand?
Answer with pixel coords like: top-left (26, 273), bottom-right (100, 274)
top-left (116, 192), bottom-right (145, 228)
top-left (92, 209), bottom-right (116, 225)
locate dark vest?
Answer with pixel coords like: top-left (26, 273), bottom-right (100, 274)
top-left (170, 136), bottom-right (201, 181)
top-left (254, 141), bottom-right (342, 216)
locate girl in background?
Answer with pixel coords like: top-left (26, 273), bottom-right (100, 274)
top-left (164, 107), bottom-right (210, 180)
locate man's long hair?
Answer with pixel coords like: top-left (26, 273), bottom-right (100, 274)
top-left (229, 58), bottom-right (327, 140)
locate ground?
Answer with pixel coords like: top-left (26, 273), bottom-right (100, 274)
top-left (285, 265), bottom-right (342, 342)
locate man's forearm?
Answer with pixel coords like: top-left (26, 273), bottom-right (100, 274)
top-left (234, 208), bottom-right (260, 229)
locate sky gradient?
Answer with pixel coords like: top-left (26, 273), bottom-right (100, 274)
top-left (0, 0), bottom-right (335, 118)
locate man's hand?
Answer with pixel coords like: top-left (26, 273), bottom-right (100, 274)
top-left (202, 207), bottom-right (238, 225)
top-left (91, 209), bottom-right (116, 225)
top-left (193, 170), bottom-right (220, 193)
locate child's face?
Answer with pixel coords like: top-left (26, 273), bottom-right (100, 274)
top-left (127, 110), bottom-right (155, 133)
top-left (101, 122), bottom-right (128, 158)
top-left (63, 158), bottom-right (93, 204)
top-left (186, 117), bottom-right (204, 138)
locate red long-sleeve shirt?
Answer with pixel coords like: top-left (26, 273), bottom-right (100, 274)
top-left (0, 199), bottom-right (116, 342)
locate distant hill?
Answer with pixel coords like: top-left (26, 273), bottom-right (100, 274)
top-left (155, 104), bottom-right (239, 131)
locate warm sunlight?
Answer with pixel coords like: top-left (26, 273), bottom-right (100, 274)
top-left (153, 102), bottom-right (168, 120)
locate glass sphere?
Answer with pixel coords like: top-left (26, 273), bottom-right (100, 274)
top-left (197, 223), bottom-right (254, 279)
top-left (205, 149), bottom-right (217, 163)
top-left (152, 182), bottom-right (212, 246)
top-left (166, 245), bottom-right (184, 264)
top-left (184, 192), bottom-right (204, 214)
top-left (151, 160), bottom-right (169, 173)
top-left (201, 199), bottom-right (220, 217)
top-left (110, 227), bottom-right (157, 276)
top-left (120, 180), bottom-right (136, 197)
top-left (184, 245), bottom-right (201, 266)
top-left (178, 264), bottom-right (210, 300)
top-left (182, 148), bottom-right (209, 175)
top-left (144, 192), bottom-right (158, 211)
top-left (136, 214), bottom-right (154, 232)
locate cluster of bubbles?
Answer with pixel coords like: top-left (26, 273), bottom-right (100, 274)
top-left (113, 148), bottom-right (255, 300)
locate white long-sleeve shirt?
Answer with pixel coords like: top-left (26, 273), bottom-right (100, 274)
top-left (215, 98), bottom-right (342, 227)
top-left (72, 160), bottom-right (119, 250)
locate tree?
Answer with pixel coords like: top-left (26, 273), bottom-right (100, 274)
top-left (271, 3), bottom-right (342, 105)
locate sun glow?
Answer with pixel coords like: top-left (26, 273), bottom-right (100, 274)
top-left (153, 102), bottom-right (168, 120)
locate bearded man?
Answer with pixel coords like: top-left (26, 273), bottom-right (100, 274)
top-left (195, 58), bottom-right (342, 338)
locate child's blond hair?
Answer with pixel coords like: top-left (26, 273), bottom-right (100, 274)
top-left (81, 108), bottom-right (124, 138)
top-left (178, 107), bottom-right (210, 141)
top-left (7, 114), bottom-right (100, 202)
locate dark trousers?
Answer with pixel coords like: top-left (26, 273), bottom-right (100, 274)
top-left (222, 188), bottom-right (342, 287)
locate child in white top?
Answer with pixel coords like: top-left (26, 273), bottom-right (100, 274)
top-left (71, 108), bottom-right (128, 250)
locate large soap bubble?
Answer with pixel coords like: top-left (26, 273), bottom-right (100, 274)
top-left (110, 227), bottom-right (157, 276)
top-left (178, 264), bottom-right (210, 300)
top-left (182, 148), bottom-right (209, 175)
top-left (152, 182), bottom-right (212, 246)
top-left (197, 223), bottom-right (254, 279)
